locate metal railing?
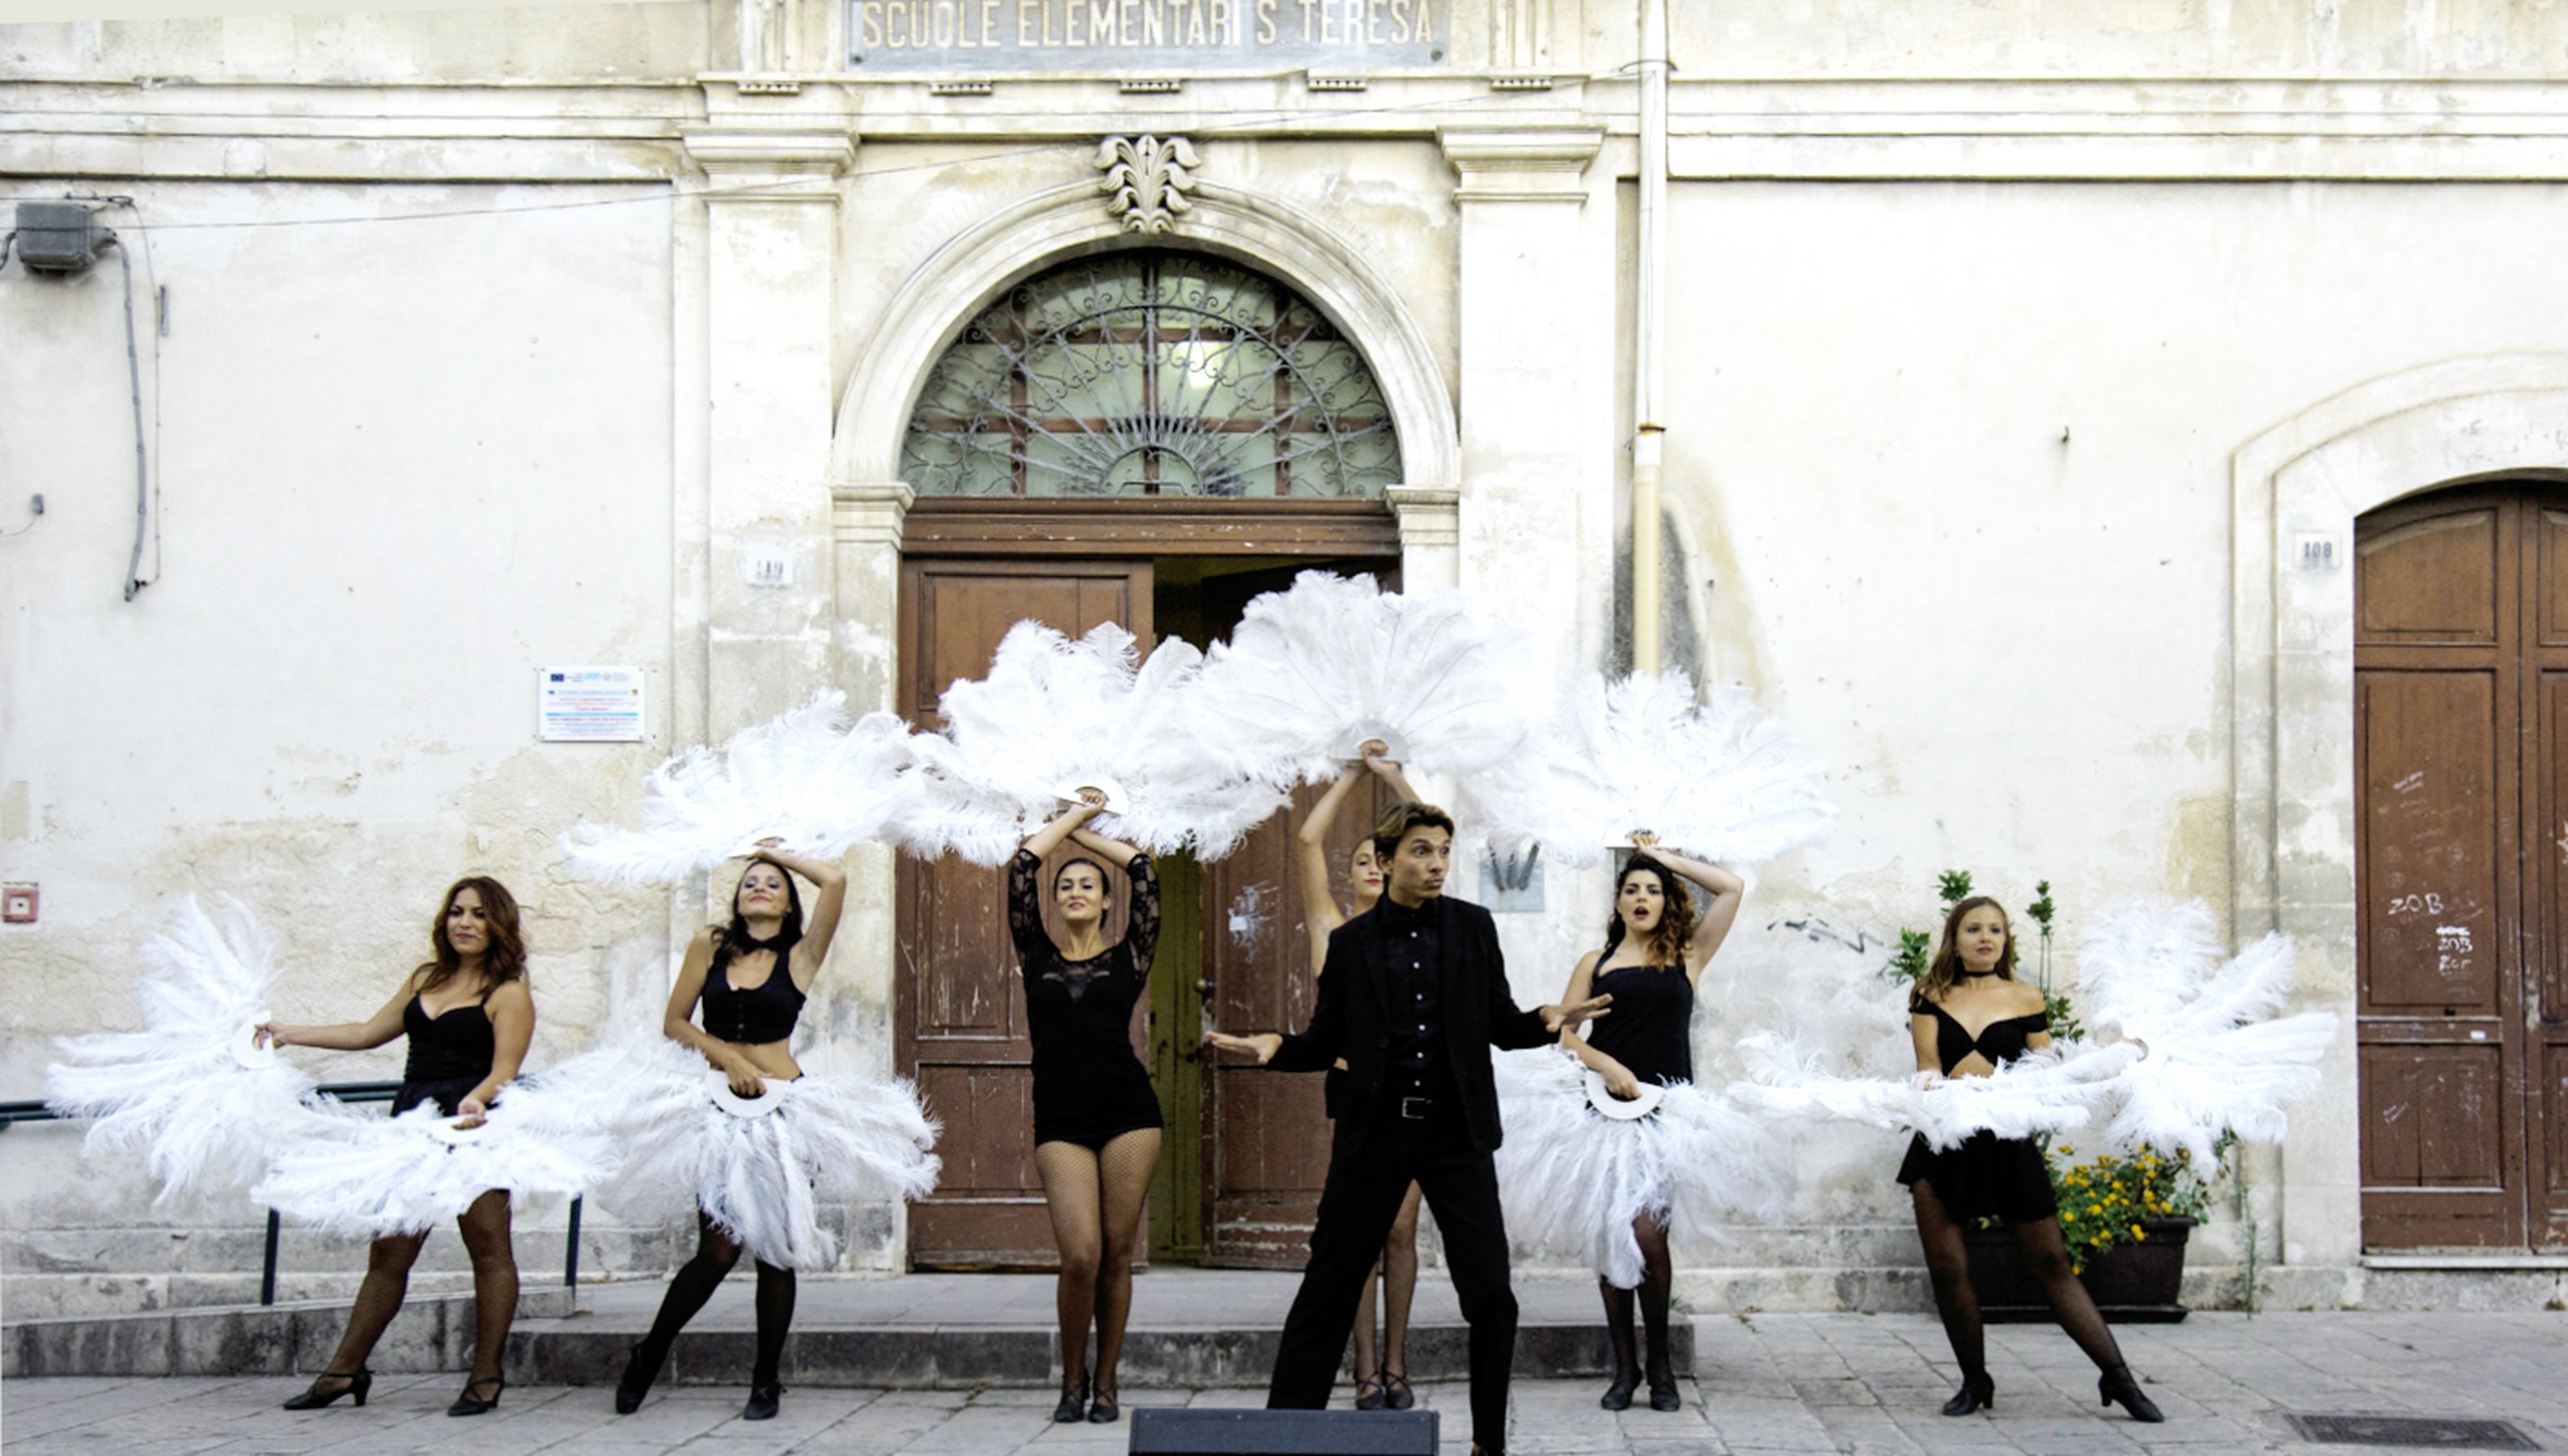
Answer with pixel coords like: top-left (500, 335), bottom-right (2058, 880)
top-left (0, 1086), bottom-right (583, 1305)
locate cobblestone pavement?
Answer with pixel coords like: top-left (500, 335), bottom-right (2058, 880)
top-left (9, 1311), bottom-right (2566, 1454)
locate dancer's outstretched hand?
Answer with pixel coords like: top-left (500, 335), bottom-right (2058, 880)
top-left (1205, 1031), bottom-right (1282, 1065)
top-left (1538, 993), bottom-right (1612, 1034)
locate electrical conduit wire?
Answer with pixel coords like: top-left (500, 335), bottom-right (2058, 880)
top-left (111, 237), bottom-right (149, 601)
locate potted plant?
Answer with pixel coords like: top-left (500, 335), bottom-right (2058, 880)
top-left (1889, 872), bottom-right (2210, 1323)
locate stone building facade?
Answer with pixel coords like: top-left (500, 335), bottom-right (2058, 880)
top-left (8, 0), bottom-right (2568, 1316)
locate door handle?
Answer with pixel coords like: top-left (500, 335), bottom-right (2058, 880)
top-left (1195, 980), bottom-right (1214, 996)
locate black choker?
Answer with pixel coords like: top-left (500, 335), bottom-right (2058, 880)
top-left (1957, 967), bottom-right (2004, 977)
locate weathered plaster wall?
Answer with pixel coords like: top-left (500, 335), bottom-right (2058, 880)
top-left (0, 177), bottom-right (680, 1317)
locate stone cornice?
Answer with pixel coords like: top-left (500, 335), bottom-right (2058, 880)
top-left (1439, 127), bottom-right (1604, 202)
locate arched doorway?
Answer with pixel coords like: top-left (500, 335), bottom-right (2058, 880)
top-left (2354, 480), bottom-right (2568, 1250)
top-left (892, 248), bottom-right (1409, 1269)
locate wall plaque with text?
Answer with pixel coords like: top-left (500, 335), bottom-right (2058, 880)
top-left (849, 0), bottom-right (1447, 72)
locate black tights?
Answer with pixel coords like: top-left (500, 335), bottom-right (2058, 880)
top-left (1911, 1180), bottom-right (2125, 1383)
top-left (319, 1188), bottom-right (515, 1386)
top-left (635, 1211), bottom-right (797, 1387)
top-left (1600, 1213), bottom-right (1674, 1382)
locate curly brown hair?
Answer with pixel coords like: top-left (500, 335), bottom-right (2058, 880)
top-left (1599, 854), bottom-right (1695, 968)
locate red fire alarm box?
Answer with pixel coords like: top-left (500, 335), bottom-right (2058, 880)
top-left (2, 884), bottom-right (36, 923)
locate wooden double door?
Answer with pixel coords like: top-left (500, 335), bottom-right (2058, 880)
top-left (2355, 483), bottom-right (2568, 1249)
top-left (895, 553), bottom-right (1401, 1268)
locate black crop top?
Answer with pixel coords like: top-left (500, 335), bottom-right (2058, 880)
top-left (1913, 995), bottom-right (2049, 1077)
top-left (1582, 962), bottom-right (1694, 1085)
top-left (401, 992), bottom-right (496, 1086)
top-left (701, 944), bottom-right (807, 1045)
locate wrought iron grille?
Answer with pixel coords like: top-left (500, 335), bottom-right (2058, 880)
top-left (902, 252), bottom-right (1401, 499)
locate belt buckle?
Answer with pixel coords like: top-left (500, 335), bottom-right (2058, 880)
top-left (1400, 1096), bottom-right (1431, 1120)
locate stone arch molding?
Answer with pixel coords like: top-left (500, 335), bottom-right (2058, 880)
top-left (831, 178), bottom-right (1461, 498)
top-left (2229, 353), bottom-right (2568, 1269)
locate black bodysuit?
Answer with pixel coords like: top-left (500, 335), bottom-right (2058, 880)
top-left (1895, 992), bottom-right (2057, 1224)
top-left (1010, 849), bottom-right (1164, 1149)
top-left (1583, 961), bottom-right (1695, 1085)
top-left (394, 990), bottom-right (497, 1117)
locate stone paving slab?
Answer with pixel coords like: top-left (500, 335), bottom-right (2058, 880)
top-left (8, 1311), bottom-right (2568, 1454)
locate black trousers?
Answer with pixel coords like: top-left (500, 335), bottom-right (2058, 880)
top-left (1267, 1103), bottom-right (1518, 1453)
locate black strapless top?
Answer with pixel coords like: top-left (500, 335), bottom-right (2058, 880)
top-left (1583, 962), bottom-right (1694, 1085)
top-left (702, 945), bottom-right (807, 1045)
top-left (1914, 996), bottom-right (2048, 1077)
top-left (400, 993), bottom-right (495, 1085)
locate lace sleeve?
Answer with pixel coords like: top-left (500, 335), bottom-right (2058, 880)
top-left (1007, 850), bottom-right (1052, 963)
top-left (1121, 853), bottom-right (1161, 978)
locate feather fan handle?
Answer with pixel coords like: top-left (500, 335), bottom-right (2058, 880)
top-left (561, 692), bottom-right (922, 886)
top-left (1468, 671), bottom-right (1833, 868)
top-left (904, 620), bottom-right (1281, 862)
top-left (1193, 571), bottom-right (1532, 789)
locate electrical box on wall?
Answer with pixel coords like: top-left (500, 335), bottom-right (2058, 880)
top-left (14, 203), bottom-right (108, 275)
top-left (2, 884), bottom-right (36, 923)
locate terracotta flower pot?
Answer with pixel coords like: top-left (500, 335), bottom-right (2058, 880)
top-left (1960, 1217), bottom-right (2192, 1323)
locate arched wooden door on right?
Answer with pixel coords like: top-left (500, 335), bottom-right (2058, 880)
top-left (2355, 482), bottom-right (2568, 1250)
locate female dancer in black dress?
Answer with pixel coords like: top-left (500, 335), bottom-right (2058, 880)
top-left (1902, 896), bottom-right (2162, 1422)
top-left (1015, 794), bottom-right (1160, 1425)
top-left (616, 845), bottom-right (848, 1421)
top-left (1553, 840), bottom-right (1743, 1412)
top-left (255, 876), bottom-right (533, 1417)
top-left (1299, 747), bottom-right (1422, 1411)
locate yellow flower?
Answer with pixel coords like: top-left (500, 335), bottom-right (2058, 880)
top-left (2088, 1204), bottom-right (2101, 1216)
top-left (2059, 1145), bottom-right (2074, 1155)
top-left (2131, 1225), bottom-right (2144, 1239)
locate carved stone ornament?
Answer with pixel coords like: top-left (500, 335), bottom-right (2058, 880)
top-left (1095, 134), bottom-right (1200, 234)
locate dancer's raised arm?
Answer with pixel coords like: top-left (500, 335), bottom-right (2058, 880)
top-left (1021, 793), bottom-right (1104, 861)
top-left (1627, 836), bottom-right (1745, 978)
top-left (748, 844), bottom-right (847, 988)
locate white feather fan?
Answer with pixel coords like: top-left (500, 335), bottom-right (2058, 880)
top-left (561, 1036), bottom-right (942, 1272)
top-left (1493, 1048), bottom-right (1786, 1288)
top-left (1732, 1030), bottom-right (2133, 1151)
top-left (2070, 900), bottom-right (2337, 1164)
top-left (1465, 671), bottom-right (1832, 869)
top-left (45, 895), bottom-right (333, 1203)
top-left (1192, 571), bottom-right (1531, 789)
top-left (906, 620), bottom-right (1282, 864)
top-left (252, 1086), bottom-right (614, 1238)
top-left (561, 692), bottom-right (920, 887)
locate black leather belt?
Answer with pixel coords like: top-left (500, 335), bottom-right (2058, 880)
top-left (1399, 1096), bottom-right (1435, 1120)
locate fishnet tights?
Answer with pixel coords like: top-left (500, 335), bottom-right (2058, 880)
top-left (317, 1188), bottom-right (515, 1386)
top-left (1911, 1179), bottom-right (2126, 1384)
top-left (1034, 1128), bottom-right (1161, 1401)
top-left (1600, 1213), bottom-right (1676, 1385)
top-left (633, 1211), bottom-right (797, 1386)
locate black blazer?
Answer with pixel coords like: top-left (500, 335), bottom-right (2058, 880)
top-left (1270, 893), bottom-right (1553, 1154)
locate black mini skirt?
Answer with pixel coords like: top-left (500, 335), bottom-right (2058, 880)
top-left (391, 1077), bottom-right (481, 1118)
top-left (1896, 1130), bottom-right (2058, 1225)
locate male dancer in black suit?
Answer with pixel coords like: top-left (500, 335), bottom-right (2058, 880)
top-left (1208, 802), bottom-right (1610, 1456)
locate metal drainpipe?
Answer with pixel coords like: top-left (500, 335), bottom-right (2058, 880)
top-left (1631, 0), bottom-right (1670, 677)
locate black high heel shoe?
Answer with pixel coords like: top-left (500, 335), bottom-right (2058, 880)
top-left (614, 1343), bottom-right (662, 1415)
top-left (282, 1369), bottom-right (371, 1410)
top-left (1087, 1381), bottom-right (1121, 1424)
top-left (1052, 1373), bottom-right (1088, 1423)
top-left (2100, 1365), bottom-right (2163, 1423)
top-left (1940, 1372), bottom-right (1994, 1416)
top-left (447, 1373), bottom-right (506, 1416)
top-left (743, 1382), bottom-right (782, 1420)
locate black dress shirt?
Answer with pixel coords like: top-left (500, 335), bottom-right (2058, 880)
top-left (1378, 895), bottom-right (1457, 1107)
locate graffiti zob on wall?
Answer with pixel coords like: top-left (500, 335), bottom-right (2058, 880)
top-left (850, 0), bottom-right (1445, 71)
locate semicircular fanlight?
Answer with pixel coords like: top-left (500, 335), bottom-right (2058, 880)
top-left (901, 251), bottom-right (1402, 500)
